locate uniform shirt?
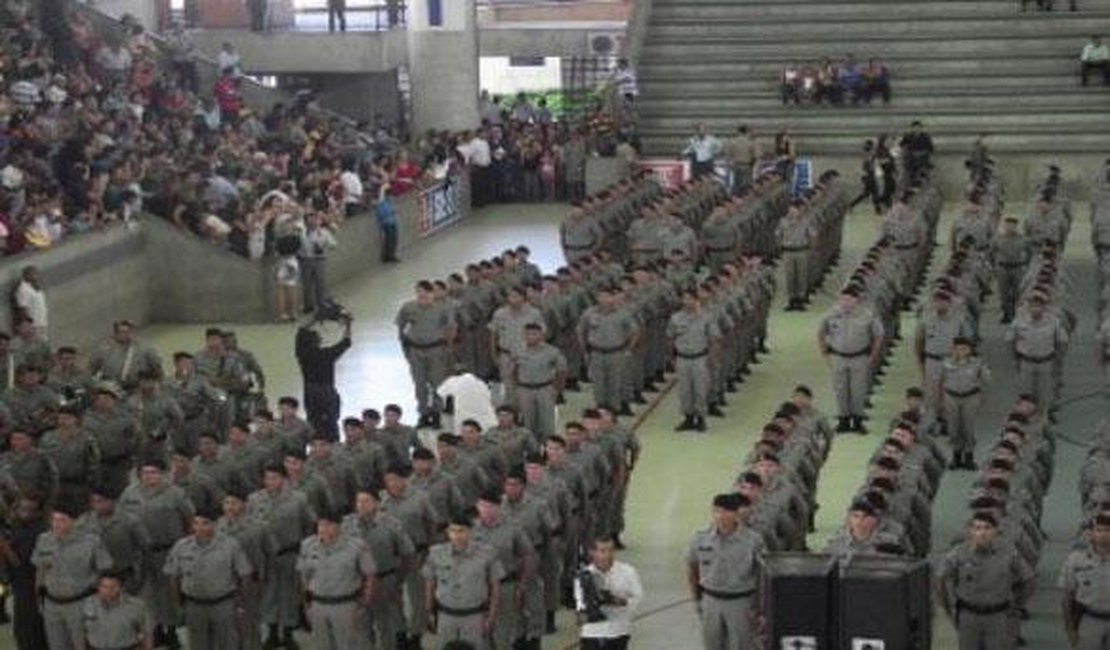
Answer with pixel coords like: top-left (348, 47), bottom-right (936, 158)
top-left (216, 516), bottom-right (267, 581)
top-left (396, 300), bottom-right (456, 346)
top-left (513, 343), bottom-right (567, 386)
top-left (1059, 544), bottom-right (1110, 612)
top-left (164, 533), bottom-right (252, 598)
top-left (687, 525), bottom-right (764, 593)
top-left (88, 339), bottom-right (163, 388)
top-left (2, 449), bottom-right (57, 497)
top-left (127, 391), bottom-right (182, 451)
top-left (32, 531), bottom-right (113, 598)
top-left (39, 428), bottom-right (99, 483)
top-left (83, 594), bottom-right (151, 649)
top-left (118, 481), bottom-right (194, 550)
top-left (1005, 312), bottom-right (1068, 359)
top-left (341, 512), bottom-right (415, 575)
top-left (941, 357), bottom-right (990, 395)
top-left (916, 309), bottom-right (972, 358)
top-left (381, 489), bottom-right (440, 550)
top-left (823, 527), bottom-right (904, 559)
top-left (560, 217), bottom-right (603, 250)
top-left (940, 539), bottom-right (1035, 608)
top-left (578, 307), bottom-right (639, 352)
top-left (411, 468), bottom-right (467, 522)
top-left (667, 309), bottom-right (720, 357)
top-left (489, 305), bottom-right (545, 356)
top-left (75, 511), bottom-right (150, 577)
top-left (436, 373), bottom-right (497, 433)
top-left (775, 215), bottom-right (815, 249)
top-left (575, 561), bottom-right (643, 639)
top-left (992, 232), bottom-right (1032, 266)
top-left (246, 486), bottom-right (317, 554)
top-left (471, 516), bottom-right (535, 583)
top-left (423, 541), bottom-right (505, 609)
top-left (373, 423), bottom-right (424, 468)
top-left (819, 305), bottom-right (884, 356)
top-left (297, 534), bottom-right (375, 598)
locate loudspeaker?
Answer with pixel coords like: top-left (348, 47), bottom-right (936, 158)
top-left (837, 554), bottom-right (932, 650)
top-left (761, 552), bottom-right (838, 649)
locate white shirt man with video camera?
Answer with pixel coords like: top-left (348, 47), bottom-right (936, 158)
top-left (574, 536), bottom-right (644, 650)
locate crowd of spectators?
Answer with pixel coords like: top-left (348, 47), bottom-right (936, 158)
top-left (781, 56), bottom-right (891, 107)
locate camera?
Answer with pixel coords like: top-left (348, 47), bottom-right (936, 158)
top-left (577, 568), bottom-right (613, 623)
top-left (315, 299), bottom-right (353, 323)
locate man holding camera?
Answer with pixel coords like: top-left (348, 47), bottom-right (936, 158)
top-left (295, 308), bottom-right (352, 442)
top-left (574, 536), bottom-right (643, 650)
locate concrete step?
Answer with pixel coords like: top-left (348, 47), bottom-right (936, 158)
top-left (648, 15), bottom-right (1108, 39)
top-left (639, 76), bottom-right (1102, 94)
top-left (652, 0), bottom-right (1090, 8)
top-left (650, 0), bottom-right (1104, 18)
top-left (637, 112), bottom-right (1110, 133)
top-left (636, 91), bottom-right (1110, 111)
top-left (637, 132), bottom-right (1110, 156)
top-left (639, 57), bottom-right (1080, 78)
top-left (641, 37), bottom-right (1087, 61)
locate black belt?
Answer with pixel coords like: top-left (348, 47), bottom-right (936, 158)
top-left (925, 353), bottom-right (945, 361)
top-left (707, 246), bottom-right (735, 253)
top-left (957, 599), bottom-right (1010, 615)
top-left (500, 571), bottom-right (518, 584)
top-left (90, 645), bottom-right (138, 650)
top-left (1080, 604), bottom-right (1110, 620)
top-left (376, 568), bottom-right (397, 579)
top-left (631, 248), bottom-right (660, 255)
top-left (101, 453), bottom-right (133, 464)
top-left (589, 344), bottom-right (627, 354)
top-left (276, 544), bottom-right (301, 557)
top-left (1018, 352), bottom-right (1055, 364)
top-left (945, 388), bottom-right (981, 398)
top-left (150, 543), bottom-right (175, 553)
top-left (830, 347), bottom-right (870, 358)
top-left (702, 587), bottom-right (755, 601)
top-left (183, 591), bottom-right (236, 606)
top-left (437, 602), bottom-right (488, 616)
top-left (895, 243), bottom-right (918, 250)
top-left (998, 262), bottom-right (1026, 269)
top-left (59, 476), bottom-right (88, 485)
top-left (308, 591), bottom-right (360, 605)
top-left (517, 381), bottom-right (554, 389)
top-left (407, 340), bottom-right (446, 350)
top-left (781, 246), bottom-right (809, 252)
top-left (676, 351), bottom-right (708, 359)
top-left (45, 588), bottom-right (95, 604)
top-left (497, 347), bottom-right (512, 356)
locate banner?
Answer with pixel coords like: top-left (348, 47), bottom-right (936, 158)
top-left (637, 158), bottom-right (689, 190)
top-left (417, 178), bottom-right (462, 238)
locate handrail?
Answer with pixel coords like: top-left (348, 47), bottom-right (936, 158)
top-left (622, 0), bottom-right (651, 65)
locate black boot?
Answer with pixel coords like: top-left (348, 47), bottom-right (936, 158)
top-left (948, 454), bottom-right (963, 470)
top-left (566, 378), bottom-right (581, 391)
top-left (282, 627), bottom-right (300, 650)
top-left (964, 453), bottom-right (978, 471)
top-left (264, 625), bottom-right (281, 650)
top-left (165, 627), bottom-right (182, 650)
top-left (632, 391), bottom-right (647, 405)
top-left (707, 403), bottom-right (725, 417)
top-left (726, 380), bottom-right (737, 393)
top-left (618, 402), bottom-right (633, 416)
top-left (853, 416), bottom-right (868, 434)
top-left (556, 392), bottom-right (566, 405)
top-left (695, 416), bottom-right (707, 432)
top-left (836, 416), bottom-right (851, 433)
top-left (675, 415), bottom-right (696, 432)
top-left (545, 610), bottom-right (557, 634)
top-left (614, 534), bottom-right (626, 550)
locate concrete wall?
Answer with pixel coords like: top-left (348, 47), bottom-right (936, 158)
top-left (91, 0), bottom-right (159, 31)
top-left (312, 72), bottom-right (401, 124)
top-left (190, 29), bottom-right (410, 74)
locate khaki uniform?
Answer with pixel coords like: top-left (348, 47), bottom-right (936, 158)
top-left (297, 533), bottom-right (375, 650)
top-left (818, 304), bottom-right (884, 418)
top-left (577, 306), bottom-right (639, 410)
top-left (88, 340), bottom-right (163, 392)
top-left (1059, 543), bottom-right (1110, 649)
top-left (687, 525), bottom-right (764, 650)
top-left (939, 540), bottom-right (1035, 650)
top-left (342, 511), bottom-right (416, 650)
top-left (382, 488), bottom-right (441, 641)
top-left (164, 533), bottom-right (253, 650)
top-left (246, 486), bottom-right (316, 629)
top-left (82, 592), bottom-right (152, 650)
top-left (940, 356), bottom-right (990, 458)
top-left (423, 541), bottom-right (505, 650)
top-left (396, 301), bottom-right (457, 419)
top-left (667, 308), bottom-right (720, 420)
top-left (471, 516), bottom-right (536, 649)
top-left (488, 304), bottom-right (546, 406)
top-left (32, 531), bottom-right (113, 650)
top-left (1005, 312), bottom-right (1068, 409)
top-left (512, 342), bottom-right (566, 442)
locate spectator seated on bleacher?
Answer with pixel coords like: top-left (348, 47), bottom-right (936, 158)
top-left (781, 56), bottom-right (893, 107)
top-left (1080, 35), bottom-right (1110, 86)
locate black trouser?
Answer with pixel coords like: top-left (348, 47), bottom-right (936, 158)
top-left (581, 636), bottom-right (630, 650)
top-left (173, 61), bottom-right (199, 93)
top-left (1082, 61), bottom-right (1109, 85)
top-left (691, 159), bottom-right (715, 179)
top-left (328, 0), bottom-right (346, 31)
top-left (304, 382), bottom-right (340, 441)
top-left (851, 175), bottom-right (882, 213)
top-left (380, 223), bottom-right (398, 262)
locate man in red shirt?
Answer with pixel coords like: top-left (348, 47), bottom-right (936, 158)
top-left (213, 68), bottom-right (242, 125)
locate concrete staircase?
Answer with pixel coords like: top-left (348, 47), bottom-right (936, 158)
top-left (635, 0), bottom-right (1110, 157)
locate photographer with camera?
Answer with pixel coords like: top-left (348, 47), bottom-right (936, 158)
top-left (295, 303), bottom-right (352, 442)
top-left (574, 536), bottom-right (643, 650)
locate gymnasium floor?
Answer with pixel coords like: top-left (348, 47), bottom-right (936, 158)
top-left (39, 196), bottom-right (1098, 649)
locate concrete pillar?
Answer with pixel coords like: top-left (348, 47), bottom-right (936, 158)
top-left (406, 0), bottom-right (480, 133)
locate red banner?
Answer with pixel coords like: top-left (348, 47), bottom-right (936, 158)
top-left (637, 159), bottom-right (689, 190)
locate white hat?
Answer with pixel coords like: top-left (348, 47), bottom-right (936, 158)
top-left (1, 165), bottom-right (24, 190)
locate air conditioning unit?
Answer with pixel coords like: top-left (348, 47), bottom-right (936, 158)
top-left (588, 32), bottom-right (625, 57)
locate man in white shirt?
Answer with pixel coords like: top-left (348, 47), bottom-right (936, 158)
top-left (338, 162), bottom-right (364, 217)
top-left (436, 365), bottom-right (497, 434)
top-left (681, 123), bottom-right (723, 180)
top-left (575, 536), bottom-right (643, 649)
top-left (217, 42), bottom-right (242, 78)
top-left (300, 212), bottom-right (338, 314)
top-left (613, 58), bottom-right (639, 106)
top-left (14, 265), bottom-right (47, 338)
top-left (458, 130), bottom-right (493, 207)
top-left (1081, 35), bottom-right (1110, 86)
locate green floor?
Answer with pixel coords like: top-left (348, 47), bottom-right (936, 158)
top-left (13, 198), bottom-right (1099, 649)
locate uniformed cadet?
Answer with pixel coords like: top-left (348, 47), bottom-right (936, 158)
top-left (471, 489), bottom-right (537, 650)
top-left (297, 509), bottom-right (376, 650)
top-left (81, 574), bottom-right (152, 650)
top-left (487, 286), bottom-right (545, 408)
top-left (376, 404), bottom-right (426, 468)
top-left (578, 286), bottom-right (640, 412)
top-left (381, 463), bottom-right (442, 649)
top-left (117, 456), bottom-right (194, 650)
top-left (306, 433), bottom-right (359, 513)
top-left (86, 382), bottom-right (141, 498)
top-left (163, 505), bottom-right (252, 650)
top-left (817, 287), bottom-right (884, 433)
top-left (1060, 512), bottom-right (1110, 649)
top-left (560, 203), bottom-right (604, 264)
top-left (7, 320), bottom-right (47, 374)
top-left (512, 322), bottom-right (567, 442)
top-left (424, 515), bottom-right (505, 650)
top-left (48, 346), bottom-right (95, 411)
top-left (1024, 198), bottom-right (1068, 250)
top-left (217, 487), bottom-right (266, 650)
top-left (397, 281), bottom-right (459, 429)
top-left (915, 290), bottom-right (974, 418)
top-left (938, 512), bottom-right (1036, 650)
top-left (700, 206), bottom-right (741, 273)
top-left (193, 328), bottom-right (249, 431)
top-left (941, 337), bottom-right (991, 471)
top-left (687, 493), bottom-right (763, 650)
top-left (247, 462), bottom-right (316, 650)
top-left (627, 208), bottom-right (664, 268)
top-left (273, 397), bottom-right (313, 457)
top-left (3, 427), bottom-right (58, 504)
top-left (88, 320), bottom-right (164, 392)
top-left (168, 353), bottom-right (225, 456)
top-left (500, 468), bottom-right (555, 648)
top-left (76, 487), bottom-right (150, 597)
top-left (776, 202), bottom-right (816, 311)
top-left (39, 405), bottom-right (100, 507)
top-left (412, 447), bottom-right (468, 523)
top-left (7, 363), bottom-right (61, 436)
top-left (130, 371), bottom-right (183, 460)
top-left (668, 289), bottom-right (721, 432)
top-left (1006, 293), bottom-right (1069, 410)
top-left (343, 487), bottom-right (416, 650)
top-left (993, 217), bottom-right (1032, 324)
top-left (823, 498), bottom-right (905, 558)
top-left (32, 500), bottom-right (114, 650)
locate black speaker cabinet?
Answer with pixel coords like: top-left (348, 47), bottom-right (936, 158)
top-left (837, 554), bottom-right (932, 650)
top-left (761, 552), bottom-right (838, 650)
